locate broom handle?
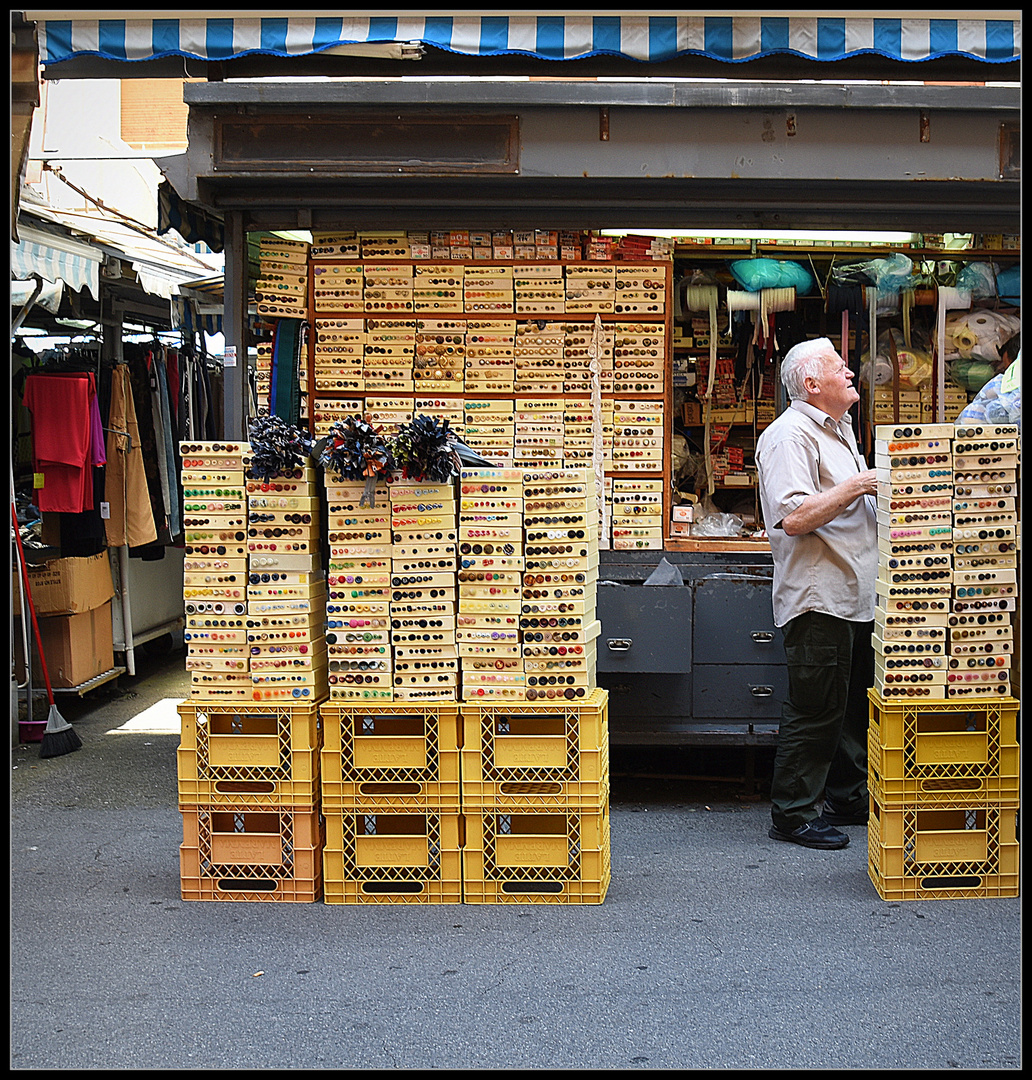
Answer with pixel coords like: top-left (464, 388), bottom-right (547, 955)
top-left (10, 504), bottom-right (56, 706)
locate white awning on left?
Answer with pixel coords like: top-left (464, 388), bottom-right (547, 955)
top-left (11, 226), bottom-right (103, 298)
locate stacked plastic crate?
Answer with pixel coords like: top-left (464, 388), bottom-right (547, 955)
top-left (319, 692), bottom-right (463, 905)
top-left (177, 694), bottom-right (325, 902)
top-left (390, 478), bottom-right (461, 702)
top-left (461, 465), bottom-right (610, 904)
top-left (181, 441), bottom-right (251, 701)
top-left (458, 467), bottom-right (527, 703)
top-left (324, 474), bottom-right (394, 704)
top-left (867, 421), bottom-right (1020, 901)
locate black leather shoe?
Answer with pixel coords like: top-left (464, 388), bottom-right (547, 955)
top-left (822, 802), bottom-right (869, 826)
top-left (768, 817), bottom-right (850, 849)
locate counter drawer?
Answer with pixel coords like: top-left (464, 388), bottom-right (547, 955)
top-left (596, 584), bottom-right (691, 673)
top-left (692, 575), bottom-right (779, 664)
top-left (692, 664), bottom-right (788, 719)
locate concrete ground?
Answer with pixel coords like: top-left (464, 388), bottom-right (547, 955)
top-left (10, 643), bottom-right (1021, 1070)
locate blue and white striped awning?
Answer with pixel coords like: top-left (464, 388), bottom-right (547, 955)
top-left (31, 14), bottom-right (1021, 66)
top-left (11, 228), bottom-right (102, 298)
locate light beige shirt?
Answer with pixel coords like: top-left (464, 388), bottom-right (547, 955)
top-left (755, 400), bottom-right (877, 627)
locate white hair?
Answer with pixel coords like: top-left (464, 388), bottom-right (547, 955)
top-left (781, 338), bottom-right (839, 401)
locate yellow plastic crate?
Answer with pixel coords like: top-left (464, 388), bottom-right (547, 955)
top-left (177, 700), bottom-right (323, 806)
top-left (180, 803), bottom-right (323, 902)
top-left (322, 810), bottom-right (462, 904)
top-left (463, 806), bottom-right (610, 904)
top-left (462, 737), bottom-right (609, 811)
top-left (868, 797), bottom-right (1019, 901)
top-left (867, 689), bottom-right (1020, 806)
top-left (868, 730), bottom-right (1019, 809)
top-left (460, 689), bottom-right (608, 806)
top-left (319, 700), bottom-right (462, 810)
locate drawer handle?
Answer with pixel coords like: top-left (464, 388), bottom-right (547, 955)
top-left (750, 685), bottom-right (774, 698)
top-left (750, 631), bottom-right (775, 643)
top-left (606, 638), bottom-right (632, 652)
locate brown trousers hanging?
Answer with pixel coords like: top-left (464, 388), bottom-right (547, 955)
top-left (104, 363), bottom-right (158, 548)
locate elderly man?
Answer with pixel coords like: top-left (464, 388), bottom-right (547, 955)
top-left (755, 338), bottom-right (879, 850)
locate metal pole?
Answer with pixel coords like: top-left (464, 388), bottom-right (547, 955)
top-left (222, 210), bottom-right (249, 440)
top-left (104, 300), bottom-right (136, 677)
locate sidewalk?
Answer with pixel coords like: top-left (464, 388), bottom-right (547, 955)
top-left (10, 646), bottom-right (1021, 1070)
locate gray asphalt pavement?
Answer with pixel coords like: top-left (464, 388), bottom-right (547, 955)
top-left (10, 644), bottom-right (1022, 1070)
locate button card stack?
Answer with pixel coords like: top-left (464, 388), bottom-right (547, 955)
top-left (390, 477), bottom-right (460, 702)
top-left (458, 467), bottom-right (526, 702)
top-left (324, 474), bottom-right (393, 703)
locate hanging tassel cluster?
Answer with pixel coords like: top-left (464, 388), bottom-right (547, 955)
top-left (319, 414), bottom-right (394, 506)
top-left (392, 413), bottom-right (460, 482)
top-left (246, 415), bottom-right (314, 481)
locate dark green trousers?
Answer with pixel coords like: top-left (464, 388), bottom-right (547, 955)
top-left (770, 611), bottom-right (874, 832)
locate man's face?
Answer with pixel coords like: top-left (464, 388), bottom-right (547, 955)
top-left (807, 353), bottom-right (859, 418)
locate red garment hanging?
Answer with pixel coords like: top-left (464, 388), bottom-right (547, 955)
top-left (22, 372), bottom-right (98, 513)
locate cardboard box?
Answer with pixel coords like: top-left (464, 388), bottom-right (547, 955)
top-left (32, 600), bottom-right (115, 688)
top-left (25, 552), bottom-right (115, 615)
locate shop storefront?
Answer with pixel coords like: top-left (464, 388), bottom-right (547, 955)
top-left (22, 12), bottom-right (1021, 744)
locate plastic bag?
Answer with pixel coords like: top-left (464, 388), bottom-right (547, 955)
top-left (947, 310), bottom-right (1020, 363)
top-left (860, 328), bottom-right (932, 388)
top-left (956, 261), bottom-right (999, 299)
top-left (956, 371), bottom-right (1021, 430)
top-left (691, 512), bottom-right (745, 537)
top-left (643, 557), bottom-right (685, 586)
top-left (996, 265), bottom-right (1020, 305)
top-left (728, 259), bottom-right (814, 295)
top-left (867, 252), bottom-right (916, 294)
top-left (830, 262), bottom-right (877, 287)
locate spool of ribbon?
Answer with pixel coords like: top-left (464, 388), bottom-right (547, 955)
top-left (682, 285), bottom-right (720, 495)
top-left (953, 327), bottom-right (980, 353)
top-left (760, 287), bottom-right (796, 353)
top-left (725, 290), bottom-right (761, 334)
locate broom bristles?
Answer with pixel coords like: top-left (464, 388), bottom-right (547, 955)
top-left (39, 704), bottom-right (82, 759)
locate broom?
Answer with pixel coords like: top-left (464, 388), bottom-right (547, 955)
top-left (11, 504), bottom-right (82, 758)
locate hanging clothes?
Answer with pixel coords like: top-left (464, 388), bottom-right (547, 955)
top-left (104, 362), bottom-right (158, 549)
top-left (125, 342), bottom-right (172, 548)
top-left (22, 371), bottom-right (103, 513)
top-left (146, 346), bottom-right (179, 539)
top-left (271, 317), bottom-right (303, 425)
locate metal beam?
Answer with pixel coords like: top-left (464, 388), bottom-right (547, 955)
top-left (184, 79), bottom-right (1020, 113)
top-left (196, 177), bottom-right (1021, 235)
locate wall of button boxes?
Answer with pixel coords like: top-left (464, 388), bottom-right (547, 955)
top-left (252, 231), bottom-right (671, 552)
